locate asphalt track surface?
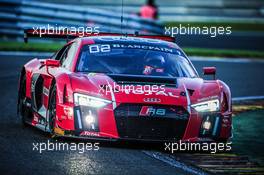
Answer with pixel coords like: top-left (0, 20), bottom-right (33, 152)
top-left (0, 54), bottom-right (263, 175)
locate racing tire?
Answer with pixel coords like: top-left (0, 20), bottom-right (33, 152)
top-left (18, 75), bottom-right (30, 126)
top-left (48, 84), bottom-right (57, 136)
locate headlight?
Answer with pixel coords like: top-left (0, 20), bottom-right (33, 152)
top-left (74, 93), bottom-right (111, 108)
top-left (191, 99), bottom-right (219, 112)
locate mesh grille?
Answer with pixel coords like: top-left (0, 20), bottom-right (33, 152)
top-left (114, 104), bottom-right (189, 141)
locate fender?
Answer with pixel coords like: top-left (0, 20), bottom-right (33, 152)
top-left (53, 73), bottom-right (74, 104)
top-left (217, 80), bottom-right (232, 112)
top-left (52, 73), bottom-right (75, 131)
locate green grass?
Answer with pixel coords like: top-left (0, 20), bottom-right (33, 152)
top-left (0, 41), bottom-right (63, 52)
top-left (1, 41), bottom-right (264, 58)
top-left (232, 110), bottom-right (264, 166)
top-left (165, 22), bottom-right (264, 32)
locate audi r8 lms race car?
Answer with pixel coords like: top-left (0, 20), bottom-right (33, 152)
top-left (17, 30), bottom-right (232, 142)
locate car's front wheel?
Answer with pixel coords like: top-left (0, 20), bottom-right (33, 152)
top-left (48, 84), bottom-right (57, 136)
top-left (18, 75), bottom-right (31, 126)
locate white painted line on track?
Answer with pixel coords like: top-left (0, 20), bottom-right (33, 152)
top-left (142, 151), bottom-right (207, 175)
top-left (232, 96), bottom-right (264, 102)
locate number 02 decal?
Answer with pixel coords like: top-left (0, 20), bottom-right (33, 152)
top-left (89, 44), bottom-right (111, 53)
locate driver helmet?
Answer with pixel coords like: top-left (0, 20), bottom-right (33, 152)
top-left (143, 54), bottom-right (165, 75)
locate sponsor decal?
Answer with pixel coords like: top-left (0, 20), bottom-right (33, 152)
top-left (88, 43), bottom-right (174, 54)
top-left (143, 66), bottom-right (164, 75)
top-left (97, 36), bottom-right (162, 43)
top-left (80, 131), bottom-right (100, 137)
top-left (112, 44), bottom-right (173, 53)
top-left (99, 83), bottom-right (179, 98)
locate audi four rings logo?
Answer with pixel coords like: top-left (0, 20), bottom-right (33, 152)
top-left (143, 98), bottom-right (161, 103)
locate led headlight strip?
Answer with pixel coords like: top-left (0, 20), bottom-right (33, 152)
top-left (74, 93), bottom-right (111, 108)
top-left (191, 99), bottom-right (219, 112)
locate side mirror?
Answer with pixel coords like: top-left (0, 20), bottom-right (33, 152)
top-left (203, 67), bottom-right (216, 79)
top-left (44, 59), bottom-right (60, 67)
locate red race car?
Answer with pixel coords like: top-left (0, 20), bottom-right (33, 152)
top-left (18, 30), bottom-right (232, 142)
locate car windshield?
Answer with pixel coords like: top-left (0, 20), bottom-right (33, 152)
top-left (77, 44), bottom-right (197, 78)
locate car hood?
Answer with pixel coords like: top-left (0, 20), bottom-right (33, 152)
top-left (70, 73), bottom-right (221, 106)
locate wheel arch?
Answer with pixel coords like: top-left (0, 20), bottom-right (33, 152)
top-left (218, 80), bottom-right (232, 112)
top-left (51, 73), bottom-right (73, 105)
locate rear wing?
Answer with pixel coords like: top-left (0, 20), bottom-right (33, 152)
top-left (24, 29), bottom-right (175, 43)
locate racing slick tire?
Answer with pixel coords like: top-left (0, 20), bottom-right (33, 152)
top-left (48, 84), bottom-right (57, 137)
top-left (18, 74), bottom-right (31, 126)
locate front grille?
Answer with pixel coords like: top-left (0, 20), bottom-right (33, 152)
top-left (114, 104), bottom-right (189, 141)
